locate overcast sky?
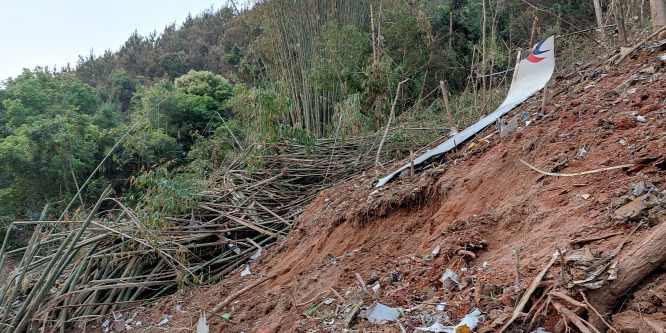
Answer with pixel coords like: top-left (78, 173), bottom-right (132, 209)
top-left (0, 0), bottom-right (248, 81)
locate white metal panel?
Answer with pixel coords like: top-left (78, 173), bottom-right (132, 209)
top-left (375, 36), bottom-right (555, 187)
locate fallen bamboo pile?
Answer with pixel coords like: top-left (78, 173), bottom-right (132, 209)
top-left (0, 130), bottom-right (441, 332)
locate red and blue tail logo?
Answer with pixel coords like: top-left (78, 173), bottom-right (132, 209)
top-left (526, 38), bottom-right (549, 63)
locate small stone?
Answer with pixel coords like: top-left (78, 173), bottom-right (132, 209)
top-left (636, 115), bottom-right (647, 123)
top-left (638, 104), bottom-right (660, 115)
top-left (611, 116), bottom-right (636, 130)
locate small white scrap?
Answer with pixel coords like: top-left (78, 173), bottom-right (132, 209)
top-left (250, 247), bottom-right (262, 260)
top-left (415, 308), bottom-right (483, 333)
top-left (158, 314), bottom-right (172, 326)
top-left (440, 269), bottom-right (463, 290)
top-left (372, 283), bottom-right (381, 294)
top-left (241, 266), bottom-right (251, 277)
top-left (531, 328), bottom-right (551, 333)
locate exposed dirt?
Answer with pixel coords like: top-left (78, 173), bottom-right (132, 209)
top-left (96, 45), bottom-right (666, 332)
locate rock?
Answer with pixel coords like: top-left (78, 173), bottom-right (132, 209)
top-left (613, 310), bottom-right (666, 333)
top-left (638, 104), bottom-right (660, 115)
top-left (611, 116), bottom-right (636, 130)
top-left (348, 290), bottom-right (373, 302)
top-left (636, 115), bottom-right (647, 123)
top-left (500, 117), bottom-right (519, 138)
top-left (112, 320), bottom-right (126, 332)
top-left (646, 207), bottom-right (665, 226)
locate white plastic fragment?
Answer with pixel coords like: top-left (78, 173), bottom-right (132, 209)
top-left (439, 269), bottom-right (463, 290)
top-left (196, 315), bottom-right (209, 333)
top-left (454, 308), bottom-right (483, 331)
top-left (415, 308), bottom-right (483, 333)
top-left (372, 283), bottom-right (381, 293)
top-left (250, 247), bottom-right (262, 260)
top-left (416, 322), bottom-right (450, 332)
top-left (531, 328), bottom-right (551, 333)
top-left (240, 266), bottom-right (251, 277)
top-left (366, 302), bottom-right (401, 324)
top-left (158, 314), bottom-right (171, 326)
top-left (636, 115), bottom-right (646, 122)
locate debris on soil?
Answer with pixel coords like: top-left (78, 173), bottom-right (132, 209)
top-left (562, 248), bottom-right (617, 289)
top-left (366, 302), bottom-right (401, 324)
top-left (18, 33), bottom-right (666, 333)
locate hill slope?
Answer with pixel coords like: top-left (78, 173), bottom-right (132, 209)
top-left (120, 41), bottom-right (666, 333)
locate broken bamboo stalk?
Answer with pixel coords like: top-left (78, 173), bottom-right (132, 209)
top-left (520, 159), bottom-right (632, 177)
top-left (375, 79), bottom-right (409, 165)
top-left (618, 25), bottom-right (666, 62)
top-left (529, 16), bottom-right (538, 48)
top-left (210, 273), bottom-right (277, 316)
top-left (500, 252), bottom-right (558, 333)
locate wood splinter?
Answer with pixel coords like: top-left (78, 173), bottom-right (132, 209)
top-left (209, 273), bottom-right (277, 318)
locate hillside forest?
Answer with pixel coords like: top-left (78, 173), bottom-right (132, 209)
top-left (0, 0), bottom-right (656, 227)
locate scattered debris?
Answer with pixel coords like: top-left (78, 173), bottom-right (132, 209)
top-left (196, 315), bottom-right (209, 333)
top-left (366, 302), bottom-right (401, 324)
top-left (416, 309), bottom-right (483, 333)
top-left (613, 193), bottom-right (658, 220)
top-left (157, 314), bottom-right (171, 326)
top-left (500, 117), bottom-right (519, 138)
top-left (241, 266), bottom-right (251, 277)
top-left (439, 269), bottom-right (464, 290)
top-left (624, 164), bottom-right (645, 175)
top-left (563, 248), bottom-right (617, 289)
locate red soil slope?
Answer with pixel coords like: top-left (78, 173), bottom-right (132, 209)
top-left (119, 45), bottom-right (665, 333)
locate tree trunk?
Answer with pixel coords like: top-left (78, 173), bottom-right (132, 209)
top-left (650, 0), bottom-right (666, 30)
top-left (587, 221), bottom-right (666, 332)
top-left (593, 0), bottom-right (606, 40)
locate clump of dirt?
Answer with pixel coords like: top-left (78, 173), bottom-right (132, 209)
top-left (101, 45), bottom-right (666, 333)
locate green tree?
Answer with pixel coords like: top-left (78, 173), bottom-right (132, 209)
top-left (171, 70), bottom-right (233, 147)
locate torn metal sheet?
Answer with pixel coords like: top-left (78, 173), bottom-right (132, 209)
top-left (376, 36), bottom-right (555, 187)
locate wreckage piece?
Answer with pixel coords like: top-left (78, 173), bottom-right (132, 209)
top-left (376, 36), bottom-right (555, 187)
top-left (587, 220), bottom-right (666, 331)
top-left (563, 248), bottom-right (617, 289)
